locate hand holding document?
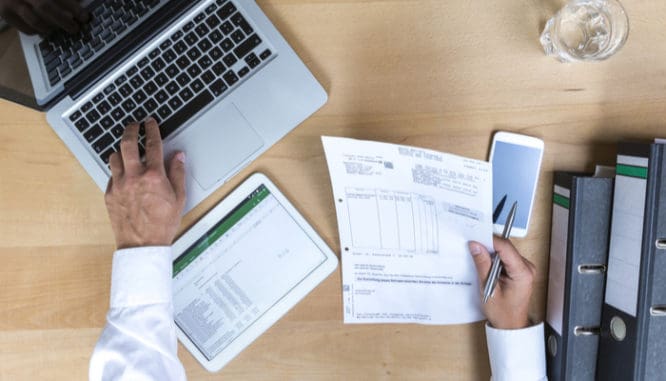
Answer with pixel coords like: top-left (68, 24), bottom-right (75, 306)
top-left (322, 136), bottom-right (495, 324)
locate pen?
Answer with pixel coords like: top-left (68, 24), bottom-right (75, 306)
top-left (493, 194), bottom-right (507, 224)
top-left (483, 201), bottom-right (518, 304)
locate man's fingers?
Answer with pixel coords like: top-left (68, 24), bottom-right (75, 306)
top-left (13, 5), bottom-right (49, 34)
top-left (167, 152), bottom-right (187, 208)
top-left (55, 0), bottom-right (89, 23)
top-left (144, 118), bottom-right (164, 171)
top-left (120, 123), bottom-right (142, 175)
top-left (469, 241), bottom-right (493, 289)
top-left (3, 11), bottom-right (40, 34)
top-left (493, 237), bottom-right (532, 280)
top-left (108, 151), bottom-right (123, 179)
top-left (33, 2), bottom-right (79, 34)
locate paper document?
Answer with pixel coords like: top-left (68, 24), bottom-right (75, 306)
top-left (322, 136), bottom-right (494, 324)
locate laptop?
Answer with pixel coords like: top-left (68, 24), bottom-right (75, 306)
top-left (19, 0), bottom-right (327, 212)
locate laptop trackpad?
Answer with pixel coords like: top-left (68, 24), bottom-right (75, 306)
top-left (180, 102), bottom-right (263, 190)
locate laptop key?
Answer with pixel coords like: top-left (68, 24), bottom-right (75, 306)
top-left (144, 81), bottom-right (158, 95)
top-left (198, 56), bottom-right (213, 70)
top-left (140, 67), bottom-right (155, 80)
top-left (217, 2), bottom-right (236, 20)
top-left (220, 38), bottom-right (234, 53)
top-left (144, 98), bottom-right (158, 112)
top-left (151, 57), bottom-right (166, 72)
top-left (149, 48), bottom-right (160, 59)
top-left (187, 64), bottom-right (202, 78)
top-left (93, 133), bottom-right (114, 153)
top-left (231, 30), bottom-right (245, 44)
top-left (103, 84), bottom-right (116, 95)
top-left (157, 105), bottom-right (172, 120)
top-left (223, 53), bottom-right (237, 66)
top-left (187, 47), bottom-right (202, 61)
top-left (84, 125), bottom-right (104, 142)
top-left (234, 34), bottom-right (262, 59)
top-left (168, 96), bottom-right (183, 110)
top-left (231, 13), bottom-right (253, 35)
top-left (202, 70), bottom-right (215, 85)
top-left (155, 90), bottom-right (168, 103)
top-left (179, 88), bottom-right (194, 102)
top-left (130, 75), bottom-right (144, 89)
top-left (206, 15), bottom-right (221, 29)
top-left (133, 107), bottom-right (148, 121)
top-left (237, 66), bottom-right (249, 78)
top-left (212, 62), bottom-right (226, 76)
top-left (111, 125), bottom-right (124, 138)
top-left (119, 84), bottom-right (133, 97)
top-left (75, 118), bottom-right (89, 132)
top-left (220, 21), bottom-right (233, 35)
top-left (101, 148), bottom-right (115, 164)
top-left (177, 56), bottom-right (191, 69)
top-left (93, 93), bottom-right (104, 103)
top-left (194, 12), bottom-right (206, 23)
top-left (183, 21), bottom-right (195, 32)
top-left (81, 101), bottom-right (94, 112)
top-left (223, 70), bottom-right (239, 87)
top-left (100, 116), bottom-right (114, 129)
top-left (87, 109), bottom-right (101, 123)
top-left (111, 107), bottom-right (124, 121)
top-left (133, 89), bottom-right (147, 104)
top-left (98, 100), bottom-right (111, 115)
top-left (185, 32), bottom-right (198, 45)
top-left (190, 79), bottom-right (204, 93)
top-left (160, 40), bottom-right (172, 50)
top-left (155, 73), bottom-right (169, 86)
top-left (159, 90), bottom-right (214, 139)
top-left (171, 30), bottom-right (184, 42)
top-left (166, 81), bottom-right (179, 94)
top-left (166, 64), bottom-right (179, 77)
top-left (176, 73), bottom-right (191, 87)
top-left (259, 49), bottom-right (272, 60)
top-left (114, 75), bottom-right (128, 86)
top-left (69, 111), bottom-right (82, 122)
top-left (198, 38), bottom-right (212, 52)
top-left (210, 79), bottom-right (228, 96)
top-left (209, 30), bottom-right (223, 43)
top-left (122, 99), bottom-right (137, 113)
top-left (164, 48), bottom-right (178, 62)
top-left (210, 47), bottom-right (223, 61)
top-left (195, 24), bottom-right (210, 38)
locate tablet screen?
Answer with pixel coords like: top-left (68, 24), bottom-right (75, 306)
top-left (172, 184), bottom-right (328, 361)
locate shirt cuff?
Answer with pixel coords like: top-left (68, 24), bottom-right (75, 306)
top-left (485, 322), bottom-right (547, 381)
top-left (110, 246), bottom-right (173, 308)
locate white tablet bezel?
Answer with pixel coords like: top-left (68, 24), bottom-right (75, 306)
top-left (171, 172), bottom-right (338, 372)
top-left (488, 132), bottom-right (544, 238)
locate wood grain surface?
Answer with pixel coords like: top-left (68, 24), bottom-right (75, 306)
top-left (1, 0), bottom-right (666, 380)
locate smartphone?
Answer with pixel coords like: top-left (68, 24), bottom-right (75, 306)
top-left (489, 132), bottom-right (544, 238)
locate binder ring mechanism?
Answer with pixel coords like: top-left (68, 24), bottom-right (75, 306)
top-left (651, 306), bottom-right (666, 317)
top-left (656, 239), bottom-right (666, 250)
top-left (577, 264), bottom-right (606, 274)
top-left (573, 326), bottom-right (600, 336)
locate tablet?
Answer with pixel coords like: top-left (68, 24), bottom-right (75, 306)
top-left (171, 173), bottom-right (338, 372)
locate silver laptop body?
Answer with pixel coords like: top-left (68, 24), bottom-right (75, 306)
top-left (19, 0), bottom-right (326, 212)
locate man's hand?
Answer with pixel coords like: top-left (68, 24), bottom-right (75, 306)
top-left (0, 0), bottom-right (88, 35)
top-left (105, 118), bottom-right (187, 250)
top-left (469, 238), bottom-right (536, 329)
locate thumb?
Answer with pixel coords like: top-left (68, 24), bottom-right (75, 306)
top-left (468, 241), bottom-right (492, 289)
top-left (167, 152), bottom-right (187, 207)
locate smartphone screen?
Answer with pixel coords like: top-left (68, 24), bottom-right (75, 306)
top-left (492, 140), bottom-right (543, 234)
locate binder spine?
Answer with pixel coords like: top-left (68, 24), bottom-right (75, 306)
top-left (565, 177), bottom-right (612, 381)
top-left (640, 145), bottom-right (666, 380)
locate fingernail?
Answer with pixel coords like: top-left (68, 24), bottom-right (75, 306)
top-left (469, 243), bottom-right (482, 256)
top-left (176, 152), bottom-right (186, 163)
top-left (146, 116), bottom-right (156, 124)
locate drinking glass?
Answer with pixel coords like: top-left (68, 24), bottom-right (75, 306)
top-left (540, 0), bottom-right (629, 62)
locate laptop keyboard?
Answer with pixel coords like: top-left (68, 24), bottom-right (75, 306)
top-left (39, 0), bottom-right (167, 88)
top-left (66, 0), bottom-right (274, 166)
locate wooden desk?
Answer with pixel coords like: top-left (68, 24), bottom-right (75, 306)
top-left (1, 1), bottom-right (665, 379)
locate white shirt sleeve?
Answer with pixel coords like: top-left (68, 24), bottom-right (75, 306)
top-left (89, 247), bottom-right (187, 381)
top-left (485, 322), bottom-right (547, 381)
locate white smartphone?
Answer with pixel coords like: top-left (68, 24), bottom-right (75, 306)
top-left (489, 132), bottom-right (544, 238)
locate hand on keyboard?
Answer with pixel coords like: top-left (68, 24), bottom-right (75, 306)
top-left (105, 117), bottom-right (187, 250)
top-left (0, 0), bottom-right (89, 35)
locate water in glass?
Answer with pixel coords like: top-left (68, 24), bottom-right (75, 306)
top-left (540, 0), bottom-right (629, 62)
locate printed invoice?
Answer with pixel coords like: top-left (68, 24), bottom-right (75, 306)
top-left (322, 136), bottom-right (495, 324)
